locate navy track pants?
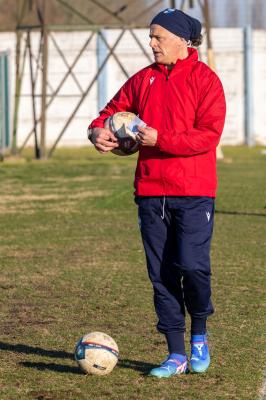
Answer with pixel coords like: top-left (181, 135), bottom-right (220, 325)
top-left (135, 196), bottom-right (215, 334)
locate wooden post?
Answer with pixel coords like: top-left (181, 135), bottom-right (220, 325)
top-left (201, 0), bottom-right (224, 159)
top-left (202, 0), bottom-right (216, 70)
top-left (40, 0), bottom-right (48, 158)
top-left (11, 31), bottom-right (22, 155)
top-left (12, 0), bottom-right (28, 155)
top-left (28, 31), bottom-right (40, 159)
top-left (169, 0), bottom-right (176, 7)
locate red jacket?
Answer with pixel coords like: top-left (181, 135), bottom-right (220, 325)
top-left (89, 48), bottom-right (226, 197)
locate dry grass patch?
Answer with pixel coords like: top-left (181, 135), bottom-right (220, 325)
top-left (0, 190), bottom-right (108, 203)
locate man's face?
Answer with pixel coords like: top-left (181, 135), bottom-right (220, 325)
top-left (149, 24), bottom-right (187, 65)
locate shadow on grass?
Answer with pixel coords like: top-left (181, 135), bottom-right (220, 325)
top-left (0, 341), bottom-right (73, 359)
top-left (118, 359), bottom-right (157, 374)
top-left (215, 209), bottom-right (266, 217)
top-left (20, 361), bottom-right (82, 374)
top-left (1, 341), bottom-right (157, 375)
top-left (20, 360), bottom-right (158, 375)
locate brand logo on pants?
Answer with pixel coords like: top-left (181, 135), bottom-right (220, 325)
top-left (206, 211), bottom-right (211, 222)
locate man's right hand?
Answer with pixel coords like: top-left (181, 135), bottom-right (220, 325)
top-left (89, 127), bottom-right (119, 154)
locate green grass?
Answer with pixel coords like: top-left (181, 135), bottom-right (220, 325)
top-left (0, 146), bottom-right (265, 400)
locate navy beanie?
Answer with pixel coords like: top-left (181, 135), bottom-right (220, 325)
top-left (150, 8), bottom-right (202, 41)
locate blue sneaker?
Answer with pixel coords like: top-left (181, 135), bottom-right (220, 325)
top-left (190, 334), bottom-right (210, 373)
top-left (149, 354), bottom-right (188, 378)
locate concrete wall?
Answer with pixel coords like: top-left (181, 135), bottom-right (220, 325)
top-left (253, 30), bottom-right (266, 143)
top-left (0, 28), bottom-right (266, 148)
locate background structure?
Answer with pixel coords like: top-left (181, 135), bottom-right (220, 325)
top-left (0, 0), bottom-right (265, 158)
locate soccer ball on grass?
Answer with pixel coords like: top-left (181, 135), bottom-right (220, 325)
top-left (75, 331), bottom-right (119, 375)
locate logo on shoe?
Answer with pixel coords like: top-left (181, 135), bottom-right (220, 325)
top-left (194, 343), bottom-right (204, 356)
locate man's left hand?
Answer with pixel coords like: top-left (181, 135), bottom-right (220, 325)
top-left (137, 125), bottom-right (158, 146)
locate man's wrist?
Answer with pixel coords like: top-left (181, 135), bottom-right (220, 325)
top-left (87, 127), bottom-right (94, 142)
top-left (88, 127), bottom-right (100, 144)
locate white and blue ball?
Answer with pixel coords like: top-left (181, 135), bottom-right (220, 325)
top-left (75, 332), bottom-right (119, 375)
top-left (104, 112), bottom-right (140, 156)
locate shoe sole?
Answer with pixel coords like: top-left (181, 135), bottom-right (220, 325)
top-left (149, 367), bottom-right (189, 378)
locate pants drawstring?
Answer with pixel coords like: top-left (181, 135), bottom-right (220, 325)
top-left (161, 196), bottom-right (166, 219)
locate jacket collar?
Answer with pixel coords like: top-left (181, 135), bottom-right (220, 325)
top-left (154, 47), bottom-right (198, 77)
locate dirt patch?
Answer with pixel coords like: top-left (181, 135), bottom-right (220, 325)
top-left (45, 176), bottom-right (95, 183)
top-left (0, 190), bottom-right (108, 214)
top-left (0, 205), bottom-right (35, 214)
top-left (29, 391), bottom-right (60, 400)
top-left (3, 156), bottom-right (27, 164)
top-left (0, 190), bottom-right (107, 202)
top-left (259, 378), bottom-right (266, 400)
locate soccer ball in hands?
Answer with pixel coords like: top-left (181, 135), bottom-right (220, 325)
top-left (104, 112), bottom-right (146, 156)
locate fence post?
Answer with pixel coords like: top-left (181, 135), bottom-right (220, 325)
top-left (0, 51), bottom-right (10, 157)
top-left (244, 25), bottom-right (254, 146)
top-left (97, 29), bottom-right (108, 112)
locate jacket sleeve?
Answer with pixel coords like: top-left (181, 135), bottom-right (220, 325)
top-left (156, 75), bottom-right (226, 156)
top-left (88, 77), bottom-right (137, 129)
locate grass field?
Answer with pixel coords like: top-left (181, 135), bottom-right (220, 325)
top-left (0, 146), bottom-right (265, 400)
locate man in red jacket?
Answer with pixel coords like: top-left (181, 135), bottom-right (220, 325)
top-left (88, 8), bottom-right (226, 378)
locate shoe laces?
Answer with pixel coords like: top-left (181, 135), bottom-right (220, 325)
top-left (162, 354), bottom-right (187, 367)
top-left (191, 336), bottom-right (209, 359)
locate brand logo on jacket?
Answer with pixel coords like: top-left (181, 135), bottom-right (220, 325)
top-left (164, 8), bottom-right (175, 14)
top-left (150, 76), bottom-right (155, 85)
top-left (206, 211), bottom-right (211, 222)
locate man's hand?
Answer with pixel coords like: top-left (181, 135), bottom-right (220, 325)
top-left (137, 126), bottom-right (158, 146)
top-left (90, 127), bottom-right (118, 154)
